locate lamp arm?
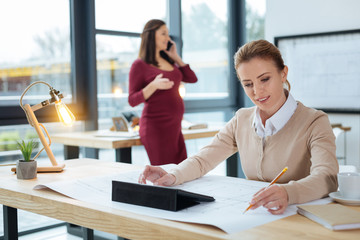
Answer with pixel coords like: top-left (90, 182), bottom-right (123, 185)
top-left (19, 81), bottom-right (53, 127)
top-left (32, 123), bottom-right (52, 161)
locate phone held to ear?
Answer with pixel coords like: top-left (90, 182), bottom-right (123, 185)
top-left (166, 41), bottom-right (173, 51)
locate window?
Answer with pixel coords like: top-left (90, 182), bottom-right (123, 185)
top-left (181, 0), bottom-right (229, 100)
top-left (96, 35), bottom-right (141, 128)
top-left (0, 0), bottom-right (72, 107)
top-left (95, 0), bottom-right (168, 33)
top-left (245, 0), bottom-right (266, 42)
top-left (0, 0), bottom-right (73, 163)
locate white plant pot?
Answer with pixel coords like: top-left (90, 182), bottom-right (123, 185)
top-left (16, 160), bottom-right (37, 180)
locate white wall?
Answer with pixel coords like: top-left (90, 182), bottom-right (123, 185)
top-left (265, 0), bottom-right (360, 169)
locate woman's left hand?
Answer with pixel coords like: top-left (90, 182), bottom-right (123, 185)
top-left (248, 185), bottom-right (289, 215)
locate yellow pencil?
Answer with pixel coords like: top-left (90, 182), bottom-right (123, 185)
top-left (243, 166), bottom-right (288, 214)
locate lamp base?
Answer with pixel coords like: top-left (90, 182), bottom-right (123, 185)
top-left (11, 163), bottom-right (65, 173)
top-left (37, 163), bottom-right (65, 172)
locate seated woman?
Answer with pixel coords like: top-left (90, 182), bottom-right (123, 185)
top-left (138, 39), bottom-right (339, 215)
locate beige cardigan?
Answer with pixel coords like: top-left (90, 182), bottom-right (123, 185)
top-left (169, 102), bottom-right (339, 204)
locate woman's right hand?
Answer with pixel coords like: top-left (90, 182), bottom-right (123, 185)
top-left (152, 73), bottom-right (174, 90)
top-left (142, 73), bottom-right (173, 100)
top-left (138, 165), bottom-right (176, 186)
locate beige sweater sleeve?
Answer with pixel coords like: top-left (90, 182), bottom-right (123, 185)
top-left (282, 111), bottom-right (338, 204)
top-left (169, 117), bottom-right (238, 185)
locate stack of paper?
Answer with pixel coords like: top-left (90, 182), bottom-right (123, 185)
top-left (181, 119), bottom-right (208, 130)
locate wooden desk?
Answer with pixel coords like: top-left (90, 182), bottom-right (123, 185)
top-left (52, 127), bottom-right (221, 163)
top-left (0, 159), bottom-right (359, 240)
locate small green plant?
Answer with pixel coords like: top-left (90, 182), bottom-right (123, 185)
top-left (17, 139), bottom-right (36, 162)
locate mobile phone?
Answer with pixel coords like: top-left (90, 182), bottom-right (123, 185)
top-left (166, 41), bottom-right (173, 51)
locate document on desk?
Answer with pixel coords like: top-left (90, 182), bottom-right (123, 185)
top-left (94, 129), bottom-right (139, 138)
top-left (34, 170), bottom-right (331, 234)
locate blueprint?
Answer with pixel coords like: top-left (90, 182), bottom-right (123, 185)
top-left (34, 168), bottom-right (330, 234)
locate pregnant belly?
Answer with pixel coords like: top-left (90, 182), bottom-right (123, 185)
top-left (144, 95), bottom-right (184, 118)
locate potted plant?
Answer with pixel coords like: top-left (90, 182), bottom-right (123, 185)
top-left (16, 139), bottom-right (37, 179)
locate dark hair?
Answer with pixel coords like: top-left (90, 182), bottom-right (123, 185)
top-left (234, 39), bottom-right (290, 91)
top-left (139, 19), bottom-right (174, 66)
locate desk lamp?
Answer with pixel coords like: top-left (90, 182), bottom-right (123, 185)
top-left (13, 81), bottom-right (75, 172)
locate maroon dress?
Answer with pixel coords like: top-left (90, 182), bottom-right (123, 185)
top-left (128, 59), bottom-right (197, 165)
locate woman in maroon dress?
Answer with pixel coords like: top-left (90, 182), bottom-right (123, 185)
top-left (128, 19), bottom-right (198, 165)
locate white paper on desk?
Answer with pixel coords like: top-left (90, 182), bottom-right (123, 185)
top-left (94, 129), bottom-right (139, 138)
top-left (34, 171), bottom-right (331, 234)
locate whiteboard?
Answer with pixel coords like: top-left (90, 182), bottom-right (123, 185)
top-left (275, 30), bottom-right (360, 112)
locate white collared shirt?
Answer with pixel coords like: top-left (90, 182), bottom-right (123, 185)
top-left (253, 91), bottom-right (298, 138)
